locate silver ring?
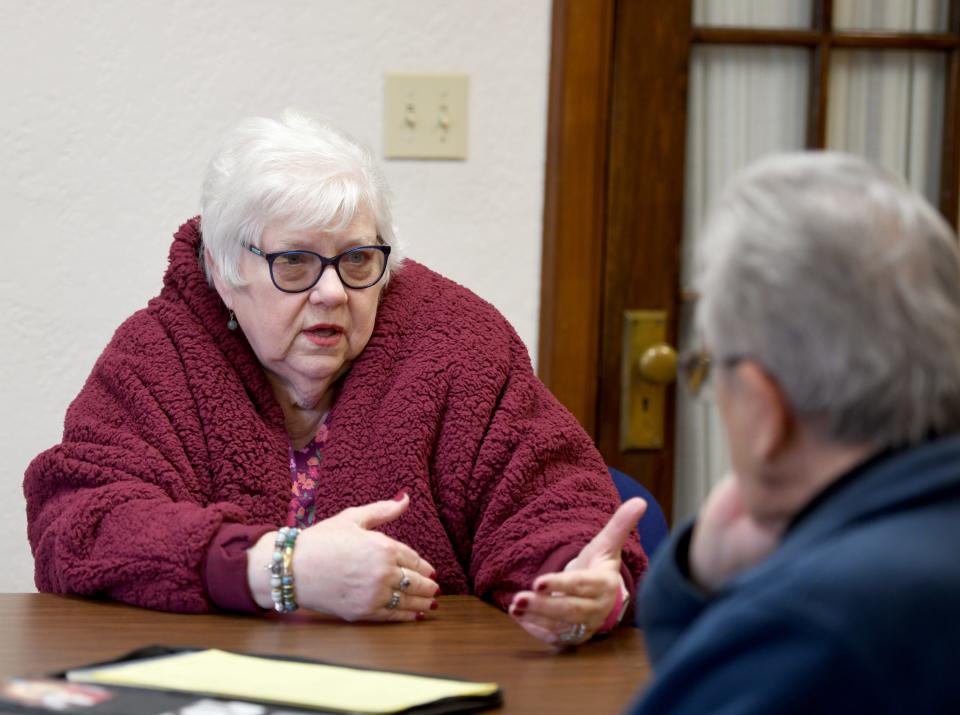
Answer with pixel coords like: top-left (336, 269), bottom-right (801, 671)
top-left (398, 567), bottom-right (412, 593)
top-left (557, 622), bottom-right (588, 646)
top-left (386, 591), bottom-right (401, 610)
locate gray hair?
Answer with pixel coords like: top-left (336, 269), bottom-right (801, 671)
top-left (200, 110), bottom-right (402, 287)
top-left (695, 151), bottom-right (960, 448)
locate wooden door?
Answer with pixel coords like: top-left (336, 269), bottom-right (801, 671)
top-left (540, 1), bottom-right (691, 521)
top-left (539, 0), bottom-right (960, 524)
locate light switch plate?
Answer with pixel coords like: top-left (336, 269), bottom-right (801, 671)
top-left (383, 72), bottom-right (468, 160)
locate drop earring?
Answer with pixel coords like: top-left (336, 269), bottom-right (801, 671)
top-left (227, 311), bottom-right (238, 331)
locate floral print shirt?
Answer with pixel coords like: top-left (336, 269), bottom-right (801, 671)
top-left (286, 415), bottom-right (330, 528)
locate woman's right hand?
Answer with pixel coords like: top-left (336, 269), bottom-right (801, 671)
top-left (248, 493), bottom-right (439, 621)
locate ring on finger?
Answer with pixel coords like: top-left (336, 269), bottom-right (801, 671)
top-left (557, 622), bottom-right (588, 646)
top-left (386, 591), bottom-right (401, 610)
top-left (398, 567), bottom-right (412, 593)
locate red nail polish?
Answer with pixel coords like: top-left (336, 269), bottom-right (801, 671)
top-left (416, 611), bottom-right (426, 621)
top-left (392, 489), bottom-right (408, 501)
top-left (433, 586), bottom-right (441, 597)
top-left (430, 600), bottom-right (439, 610)
top-left (516, 597), bottom-right (529, 609)
top-left (536, 582), bottom-right (548, 592)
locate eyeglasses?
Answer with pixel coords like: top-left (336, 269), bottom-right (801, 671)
top-left (678, 349), bottom-right (747, 396)
top-left (248, 244), bottom-right (391, 293)
top-left (679, 350), bottom-right (711, 396)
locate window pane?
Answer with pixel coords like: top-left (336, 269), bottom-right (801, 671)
top-left (827, 50), bottom-right (945, 204)
top-left (676, 46), bottom-right (809, 522)
top-left (683, 46), bottom-right (810, 285)
top-left (694, 0), bottom-right (811, 28)
top-left (833, 0), bottom-right (949, 32)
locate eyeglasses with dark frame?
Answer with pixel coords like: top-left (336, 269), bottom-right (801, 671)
top-left (678, 349), bottom-right (747, 396)
top-left (248, 243), bottom-right (391, 293)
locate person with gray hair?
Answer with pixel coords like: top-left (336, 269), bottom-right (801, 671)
top-left (24, 112), bottom-right (647, 646)
top-left (629, 152), bottom-right (960, 714)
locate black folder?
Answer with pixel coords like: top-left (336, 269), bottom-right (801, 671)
top-left (0, 645), bottom-right (503, 715)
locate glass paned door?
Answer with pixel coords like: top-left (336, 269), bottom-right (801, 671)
top-left (676, 46), bottom-right (809, 521)
top-left (676, 0), bottom-right (953, 521)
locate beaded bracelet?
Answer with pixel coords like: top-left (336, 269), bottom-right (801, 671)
top-left (269, 526), bottom-right (299, 613)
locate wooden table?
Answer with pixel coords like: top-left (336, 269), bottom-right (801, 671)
top-left (0, 594), bottom-right (650, 714)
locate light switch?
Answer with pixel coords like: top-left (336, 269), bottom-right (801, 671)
top-left (383, 72), bottom-right (468, 160)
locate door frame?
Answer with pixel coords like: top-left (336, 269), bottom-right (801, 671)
top-left (539, 0), bottom-right (691, 520)
top-left (538, 0), bottom-right (616, 442)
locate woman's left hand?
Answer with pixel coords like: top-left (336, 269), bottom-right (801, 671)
top-left (508, 497), bottom-right (647, 646)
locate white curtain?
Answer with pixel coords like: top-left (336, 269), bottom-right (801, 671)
top-left (676, 0), bottom-right (948, 523)
top-left (829, 1), bottom-right (948, 203)
top-left (677, 42), bottom-right (808, 523)
top-left (693, 0), bottom-right (810, 28)
top-left (833, 0), bottom-right (949, 31)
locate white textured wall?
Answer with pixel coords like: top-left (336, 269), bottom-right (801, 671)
top-left (0, 1), bottom-right (551, 592)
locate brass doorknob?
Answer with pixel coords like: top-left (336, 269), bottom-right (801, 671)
top-left (638, 343), bottom-right (677, 385)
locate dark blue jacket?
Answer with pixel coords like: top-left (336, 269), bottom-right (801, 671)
top-left (629, 436), bottom-right (960, 715)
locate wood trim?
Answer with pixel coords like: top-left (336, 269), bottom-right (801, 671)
top-left (807, 0), bottom-right (833, 148)
top-left (830, 32), bottom-right (959, 49)
top-left (693, 27), bottom-right (959, 50)
top-left (538, 0), bottom-right (615, 436)
top-left (692, 28), bottom-right (820, 46)
top-left (941, 0), bottom-right (960, 229)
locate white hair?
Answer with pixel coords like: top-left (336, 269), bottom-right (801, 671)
top-left (200, 111), bottom-right (402, 287)
top-left (696, 151), bottom-right (960, 448)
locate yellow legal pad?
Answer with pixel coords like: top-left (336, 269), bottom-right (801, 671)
top-left (67, 648), bottom-right (500, 714)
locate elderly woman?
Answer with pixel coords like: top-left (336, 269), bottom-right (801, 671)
top-left (24, 112), bottom-right (646, 646)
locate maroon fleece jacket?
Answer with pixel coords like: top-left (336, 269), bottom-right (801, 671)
top-left (24, 218), bottom-right (647, 614)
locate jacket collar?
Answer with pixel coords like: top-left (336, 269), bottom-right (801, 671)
top-left (774, 435), bottom-right (960, 561)
top-left (156, 217), bottom-right (285, 426)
